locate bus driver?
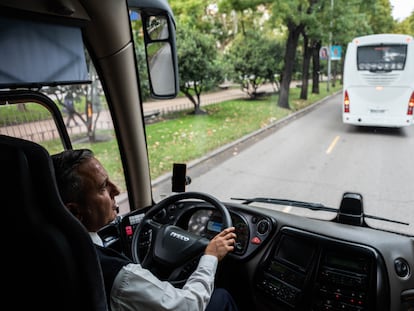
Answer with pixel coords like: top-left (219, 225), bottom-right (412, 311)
top-left (52, 148), bottom-right (239, 311)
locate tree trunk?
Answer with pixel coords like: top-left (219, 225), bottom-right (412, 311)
top-left (332, 60), bottom-right (338, 87)
top-left (183, 91), bottom-right (197, 107)
top-left (193, 82), bottom-right (206, 115)
top-left (17, 103), bottom-right (27, 112)
top-left (278, 22), bottom-right (303, 109)
top-left (300, 34), bottom-right (311, 100)
top-left (312, 40), bottom-right (321, 94)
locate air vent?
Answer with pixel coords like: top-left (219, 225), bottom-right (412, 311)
top-left (360, 72), bottom-right (400, 86)
top-left (257, 219), bottom-right (271, 235)
top-left (394, 258), bottom-right (410, 278)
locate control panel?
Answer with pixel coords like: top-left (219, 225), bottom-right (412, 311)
top-left (255, 228), bottom-right (377, 310)
top-left (312, 250), bottom-right (374, 311)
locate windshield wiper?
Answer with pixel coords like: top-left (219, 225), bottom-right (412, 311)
top-left (232, 197), bottom-right (337, 212)
top-left (231, 197), bottom-right (409, 226)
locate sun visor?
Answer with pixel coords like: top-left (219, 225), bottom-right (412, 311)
top-left (0, 16), bottom-right (90, 89)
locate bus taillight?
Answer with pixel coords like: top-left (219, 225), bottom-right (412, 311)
top-left (408, 92), bottom-right (414, 116)
top-left (344, 90), bottom-right (350, 113)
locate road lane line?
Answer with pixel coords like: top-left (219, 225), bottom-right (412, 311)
top-left (326, 135), bottom-right (340, 154)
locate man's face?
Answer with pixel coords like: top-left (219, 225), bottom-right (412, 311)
top-left (76, 157), bottom-right (120, 232)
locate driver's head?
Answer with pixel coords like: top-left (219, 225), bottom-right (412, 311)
top-left (52, 149), bottom-right (120, 232)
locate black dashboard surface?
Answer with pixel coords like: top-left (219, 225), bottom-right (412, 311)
top-left (99, 200), bottom-right (414, 311)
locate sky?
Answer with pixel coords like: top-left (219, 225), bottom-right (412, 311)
top-left (390, 0), bottom-right (414, 21)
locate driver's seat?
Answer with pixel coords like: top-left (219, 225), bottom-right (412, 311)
top-left (0, 135), bottom-right (108, 311)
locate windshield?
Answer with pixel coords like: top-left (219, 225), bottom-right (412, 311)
top-left (357, 44), bottom-right (407, 71)
top-left (136, 23), bottom-right (414, 237)
top-left (1, 4), bottom-right (412, 238)
top-left (144, 89), bottom-right (413, 236)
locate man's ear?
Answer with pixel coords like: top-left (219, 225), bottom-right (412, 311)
top-left (66, 202), bottom-right (83, 222)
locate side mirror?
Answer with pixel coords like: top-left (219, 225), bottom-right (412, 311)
top-left (142, 14), bottom-right (179, 98)
top-left (128, 0), bottom-right (179, 99)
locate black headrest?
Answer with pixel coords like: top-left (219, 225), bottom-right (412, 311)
top-left (0, 135), bottom-right (108, 311)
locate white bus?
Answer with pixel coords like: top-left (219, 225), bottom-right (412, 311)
top-left (342, 33), bottom-right (414, 127)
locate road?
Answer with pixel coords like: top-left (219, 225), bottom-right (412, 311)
top-left (152, 93), bottom-right (414, 236)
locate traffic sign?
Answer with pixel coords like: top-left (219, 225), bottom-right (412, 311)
top-left (331, 45), bottom-right (342, 60)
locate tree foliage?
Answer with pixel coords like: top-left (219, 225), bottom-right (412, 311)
top-left (177, 25), bottom-right (223, 114)
top-left (228, 31), bottom-right (284, 97)
top-left (169, 0), bottom-right (410, 111)
top-left (393, 11), bottom-right (414, 35)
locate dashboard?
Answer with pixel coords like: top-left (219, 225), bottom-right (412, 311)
top-left (99, 199), bottom-right (414, 311)
top-left (115, 201), bottom-right (276, 261)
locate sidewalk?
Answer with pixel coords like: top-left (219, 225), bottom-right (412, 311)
top-left (142, 83), bottom-right (277, 117)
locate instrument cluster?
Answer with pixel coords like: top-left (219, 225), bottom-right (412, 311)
top-left (185, 206), bottom-right (275, 258)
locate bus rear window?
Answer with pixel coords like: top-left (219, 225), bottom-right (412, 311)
top-left (357, 44), bottom-right (407, 71)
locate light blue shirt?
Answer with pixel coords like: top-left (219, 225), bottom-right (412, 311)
top-left (89, 232), bottom-right (218, 311)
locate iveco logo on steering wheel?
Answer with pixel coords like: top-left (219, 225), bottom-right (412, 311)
top-left (170, 231), bottom-right (190, 241)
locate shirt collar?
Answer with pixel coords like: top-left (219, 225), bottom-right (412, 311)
top-left (89, 231), bottom-right (104, 247)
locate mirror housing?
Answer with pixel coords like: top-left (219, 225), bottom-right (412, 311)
top-left (337, 192), bottom-right (364, 226)
top-left (128, 0), bottom-right (179, 99)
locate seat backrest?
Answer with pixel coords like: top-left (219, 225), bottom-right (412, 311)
top-left (0, 135), bottom-right (108, 311)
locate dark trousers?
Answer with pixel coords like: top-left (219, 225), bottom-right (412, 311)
top-left (205, 288), bottom-right (239, 311)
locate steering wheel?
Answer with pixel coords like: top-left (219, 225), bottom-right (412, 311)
top-left (131, 191), bottom-right (232, 285)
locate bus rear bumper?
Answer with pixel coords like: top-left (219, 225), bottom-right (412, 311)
top-left (342, 115), bottom-right (414, 128)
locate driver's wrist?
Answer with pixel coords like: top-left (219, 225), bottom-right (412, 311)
top-left (201, 254), bottom-right (218, 266)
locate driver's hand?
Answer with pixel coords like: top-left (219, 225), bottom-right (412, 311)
top-left (205, 227), bottom-right (237, 261)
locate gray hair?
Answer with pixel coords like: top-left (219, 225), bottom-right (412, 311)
top-left (51, 149), bottom-right (94, 204)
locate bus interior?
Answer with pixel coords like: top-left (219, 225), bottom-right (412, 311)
top-left (0, 1), bottom-right (413, 311)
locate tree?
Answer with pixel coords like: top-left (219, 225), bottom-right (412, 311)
top-left (219, 0), bottom-right (266, 36)
top-left (177, 25), bottom-right (223, 114)
top-left (170, 0), bottom-right (207, 27)
top-left (269, 1), bottom-right (308, 109)
top-left (300, 0), bottom-right (340, 98)
top-left (367, 0), bottom-right (394, 34)
top-left (305, 0), bottom-right (377, 97)
top-left (300, 32), bottom-right (311, 99)
top-left (228, 31), bottom-right (283, 98)
top-left (393, 11), bottom-right (414, 35)
top-left (311, 40), bottom-right (322, 94)
top-left (298, 0), bottom-right (330, 98)
top-left (173, 0), bottom-right (397, 110)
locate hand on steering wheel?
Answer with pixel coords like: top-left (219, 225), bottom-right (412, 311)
top-left (131, 192), bottom-right (233, 286)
